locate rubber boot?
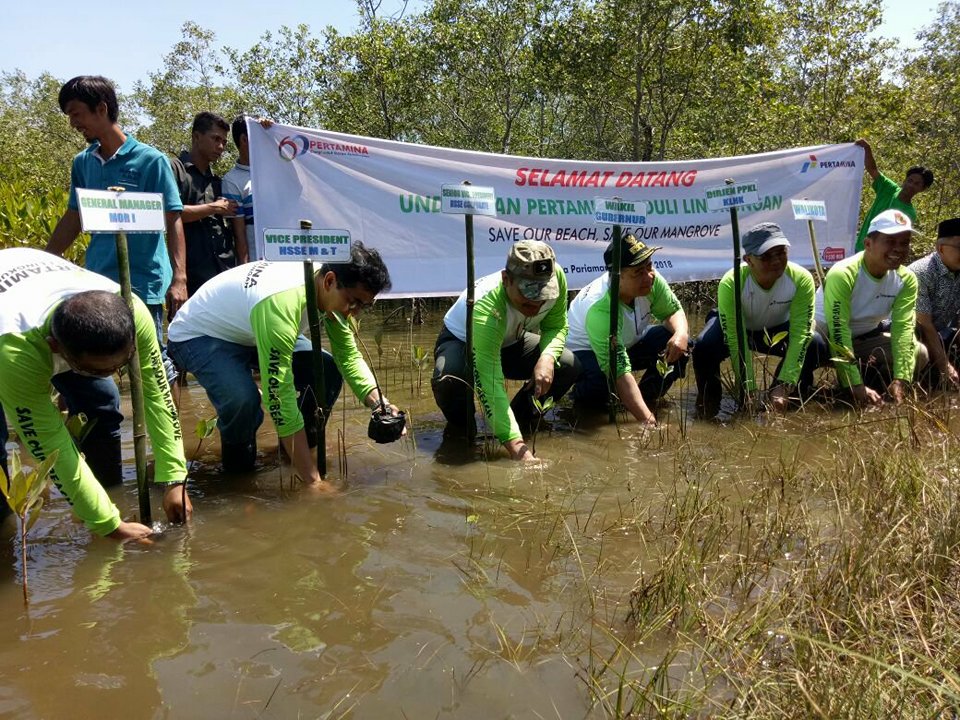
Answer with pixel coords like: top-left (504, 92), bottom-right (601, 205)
top-left (222, 440), bottom-right (257, 473)
top-left (80, 434), bottom-right (123, 488)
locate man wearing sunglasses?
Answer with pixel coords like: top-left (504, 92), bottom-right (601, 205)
top-left (908, 218), bottom-right (960, 390)
top-left (431, 240), bottom-right (580, 461)
top-left (167, 242), bottom-right (399, 491)
top-left (0, 248), bottom-right (191, 541)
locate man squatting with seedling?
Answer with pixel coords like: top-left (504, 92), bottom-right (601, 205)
top-left (167, 243), bottom-right (403, 491)
top-left (0, 248), bottom-right (191, 541)
top-left (815, 209), bottom-right (928, 407)
top-left (692, 222), bottom-right (829, 419)
top-left (431, 240), bottom-right (580, 462)
top-left (565, 234), bottom-right (689, 426)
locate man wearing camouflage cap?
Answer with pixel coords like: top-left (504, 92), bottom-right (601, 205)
top-left (431, 240), bottom-right (580, 461)
top-left (565, 234), bottom-right (689, 425)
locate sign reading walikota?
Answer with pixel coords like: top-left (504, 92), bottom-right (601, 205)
top-left (791, 199), bottom-right (828, 222)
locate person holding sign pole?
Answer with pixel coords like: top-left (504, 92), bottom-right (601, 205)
top-left (167, 243), bottom-right (398, 490)
top-left (692, 223), bottom-right (828, 418)
top-left (431, 241), bottom-right (580, 462)
top-left (908, 218), bottom-right (960, 390)
top-left (0, 248), bottom-right (191, 541)
top-left (566, 235), bottom-right (689, 424)
top-left (854, 139), bottom-right (933, 253)
top-left (815, 209), bottom-right (928, 406)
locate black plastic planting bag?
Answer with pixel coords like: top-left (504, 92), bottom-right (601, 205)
top-left (367, 408), bottom-right (406, 444)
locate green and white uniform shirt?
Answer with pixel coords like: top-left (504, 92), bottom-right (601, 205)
top-left (168, 261), bottom-right (377, 437)
top-left (814, 252), bottom-right (918, 386)
top-left (443, 269), bottom-right (569, 444)
top-left (718, 262), bottom-right (815, 391)
top-left (0, 248), bottom-right (186, 536)
top-left (566, 272), bottom-right (682, 377)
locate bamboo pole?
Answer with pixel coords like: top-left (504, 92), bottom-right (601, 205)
top-left (463, 182), bottom-right (477, 440)
top-left (726, 179), bottom-right (748, 407)
top-left (608, 224), bottom-right (623, 424)
top-left (108, 186), bottom-right (151, 524)
top-left (300, 219), bottom-right (328, 477)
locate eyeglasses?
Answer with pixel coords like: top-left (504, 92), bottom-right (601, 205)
top-left (339, 285), bottom-right (375, 313)
top-left (60, 347), bottom-right (134, 377)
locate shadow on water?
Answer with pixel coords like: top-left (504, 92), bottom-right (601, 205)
top-left (0, 309), bottom-right (958, 718)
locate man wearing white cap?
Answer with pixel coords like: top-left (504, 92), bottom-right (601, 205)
top-left (431, 240), bottom-right (580, 461)
top-left (815, 209), bottom-right (928, 406)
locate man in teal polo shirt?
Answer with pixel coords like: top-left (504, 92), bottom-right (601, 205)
top-left (41, 75), bottom-right (187, 485)
top-left (854, 138), bottom-right (934, 252)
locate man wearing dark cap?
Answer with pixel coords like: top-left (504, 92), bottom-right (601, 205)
top-left (854, 139), bottom-right (934, 252)
top-left (693, 222), bottom-right (827, 418)
top-left (431, 240), bottom-right (580, 461)
top-left (565, 234), bottom-right (689, 424)
top-left (815, 209), bottom-right (928, 406)
top-left (908, 218), bottom-right (960, 389)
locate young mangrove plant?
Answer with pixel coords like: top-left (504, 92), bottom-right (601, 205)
top-left (529, 395), bottom-right (555, 456)
top-left (0, 447), bottom-right (59, 606)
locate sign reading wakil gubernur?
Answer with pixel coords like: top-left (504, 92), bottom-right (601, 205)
top-left (76, 189), bottom-right (165, 234)
top-left (704, 181), bottom-right (761, 211)
top-left (441, 185), bottom-right (497, 215)
top-left (262, 228), bottom-right (352, 262)
top-left (249, 121), bottom-right (864, 297)
top-left (594, 198), bottom-right (647, 226)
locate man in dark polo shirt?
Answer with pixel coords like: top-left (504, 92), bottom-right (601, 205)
top-left (909, 218), bottom-right (960, 389)
top-left (170, 112), bottom-right (241, 296)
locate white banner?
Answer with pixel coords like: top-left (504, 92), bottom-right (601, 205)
top-left (250, 123), bottom-right (863, 298)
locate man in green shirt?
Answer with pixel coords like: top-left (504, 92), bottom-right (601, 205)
top-left (693, 223), bottom-right (827, 419)
top-left (431, 241), bottom-right (579, 462)
top-left (0, 248), bottom-right (191, 541)
top-left (565, 235), bottom-right (689, 424)
top-left (816, 209), bottom-right (928, 406)
top-left (854, 138), bottom-right (934, 252)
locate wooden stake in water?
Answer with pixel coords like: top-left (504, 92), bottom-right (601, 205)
top-left (806, 219), bottom-right (826, 286)
top-left (108, 187), bottom-right (150, 524)
top-left (300, 219), bottom-right (328, 477)
top-left (607, 224), bottom-right (623, 424)
top-left (726, 179), bottom-right (748, 406)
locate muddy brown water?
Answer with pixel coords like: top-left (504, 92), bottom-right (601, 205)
top-left (0, 311), bottom-right (899, 718)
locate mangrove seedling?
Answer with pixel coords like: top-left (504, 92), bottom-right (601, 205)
top-left (0, 447), bottom-right (59, 606)
top-left (529, 395), bottom-right (555, 456)
top-left (412, 345), bottom-right (431, 395)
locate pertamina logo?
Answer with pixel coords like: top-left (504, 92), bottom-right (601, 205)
top-left (821, 247), bottom-right (846, 262)
top-left (800, 154), bottom-right (856, 173)
top-left (278, 135), bottom-right (370, 161)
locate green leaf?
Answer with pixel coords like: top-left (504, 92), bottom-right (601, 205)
top-left (195, 416), bottom-right (217, 440)
top-left (25, 497), bottom-right (44, 532)
top-left (8, 446), bottom-right (21, 484)
top-left (770, 331), bottom-right (788, 346)
top-left (466, 513), bottom-right (479, 524)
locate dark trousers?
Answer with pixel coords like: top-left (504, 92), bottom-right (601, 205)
top-left (571, 325), bottom-right (689, 408)
top-left (431, 326), bottom-right (581, 433)
top-left (692, 309), bottom-right (830, 414)
top-left (919, 325), bottom-right (960, 388)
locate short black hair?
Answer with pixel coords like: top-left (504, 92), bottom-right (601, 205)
top-left (906, 166), bottom-right (935, 189)
top-left (192, 111), bottom-right (229, 136)
top-left (58, 76), bottom-right (119, 123)
top-left (329, 241), bottom-right (392, 295)
top-left (51, 291), bottom-right (135, 357)
top-left (231, 115), bottom-right (248, 148)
